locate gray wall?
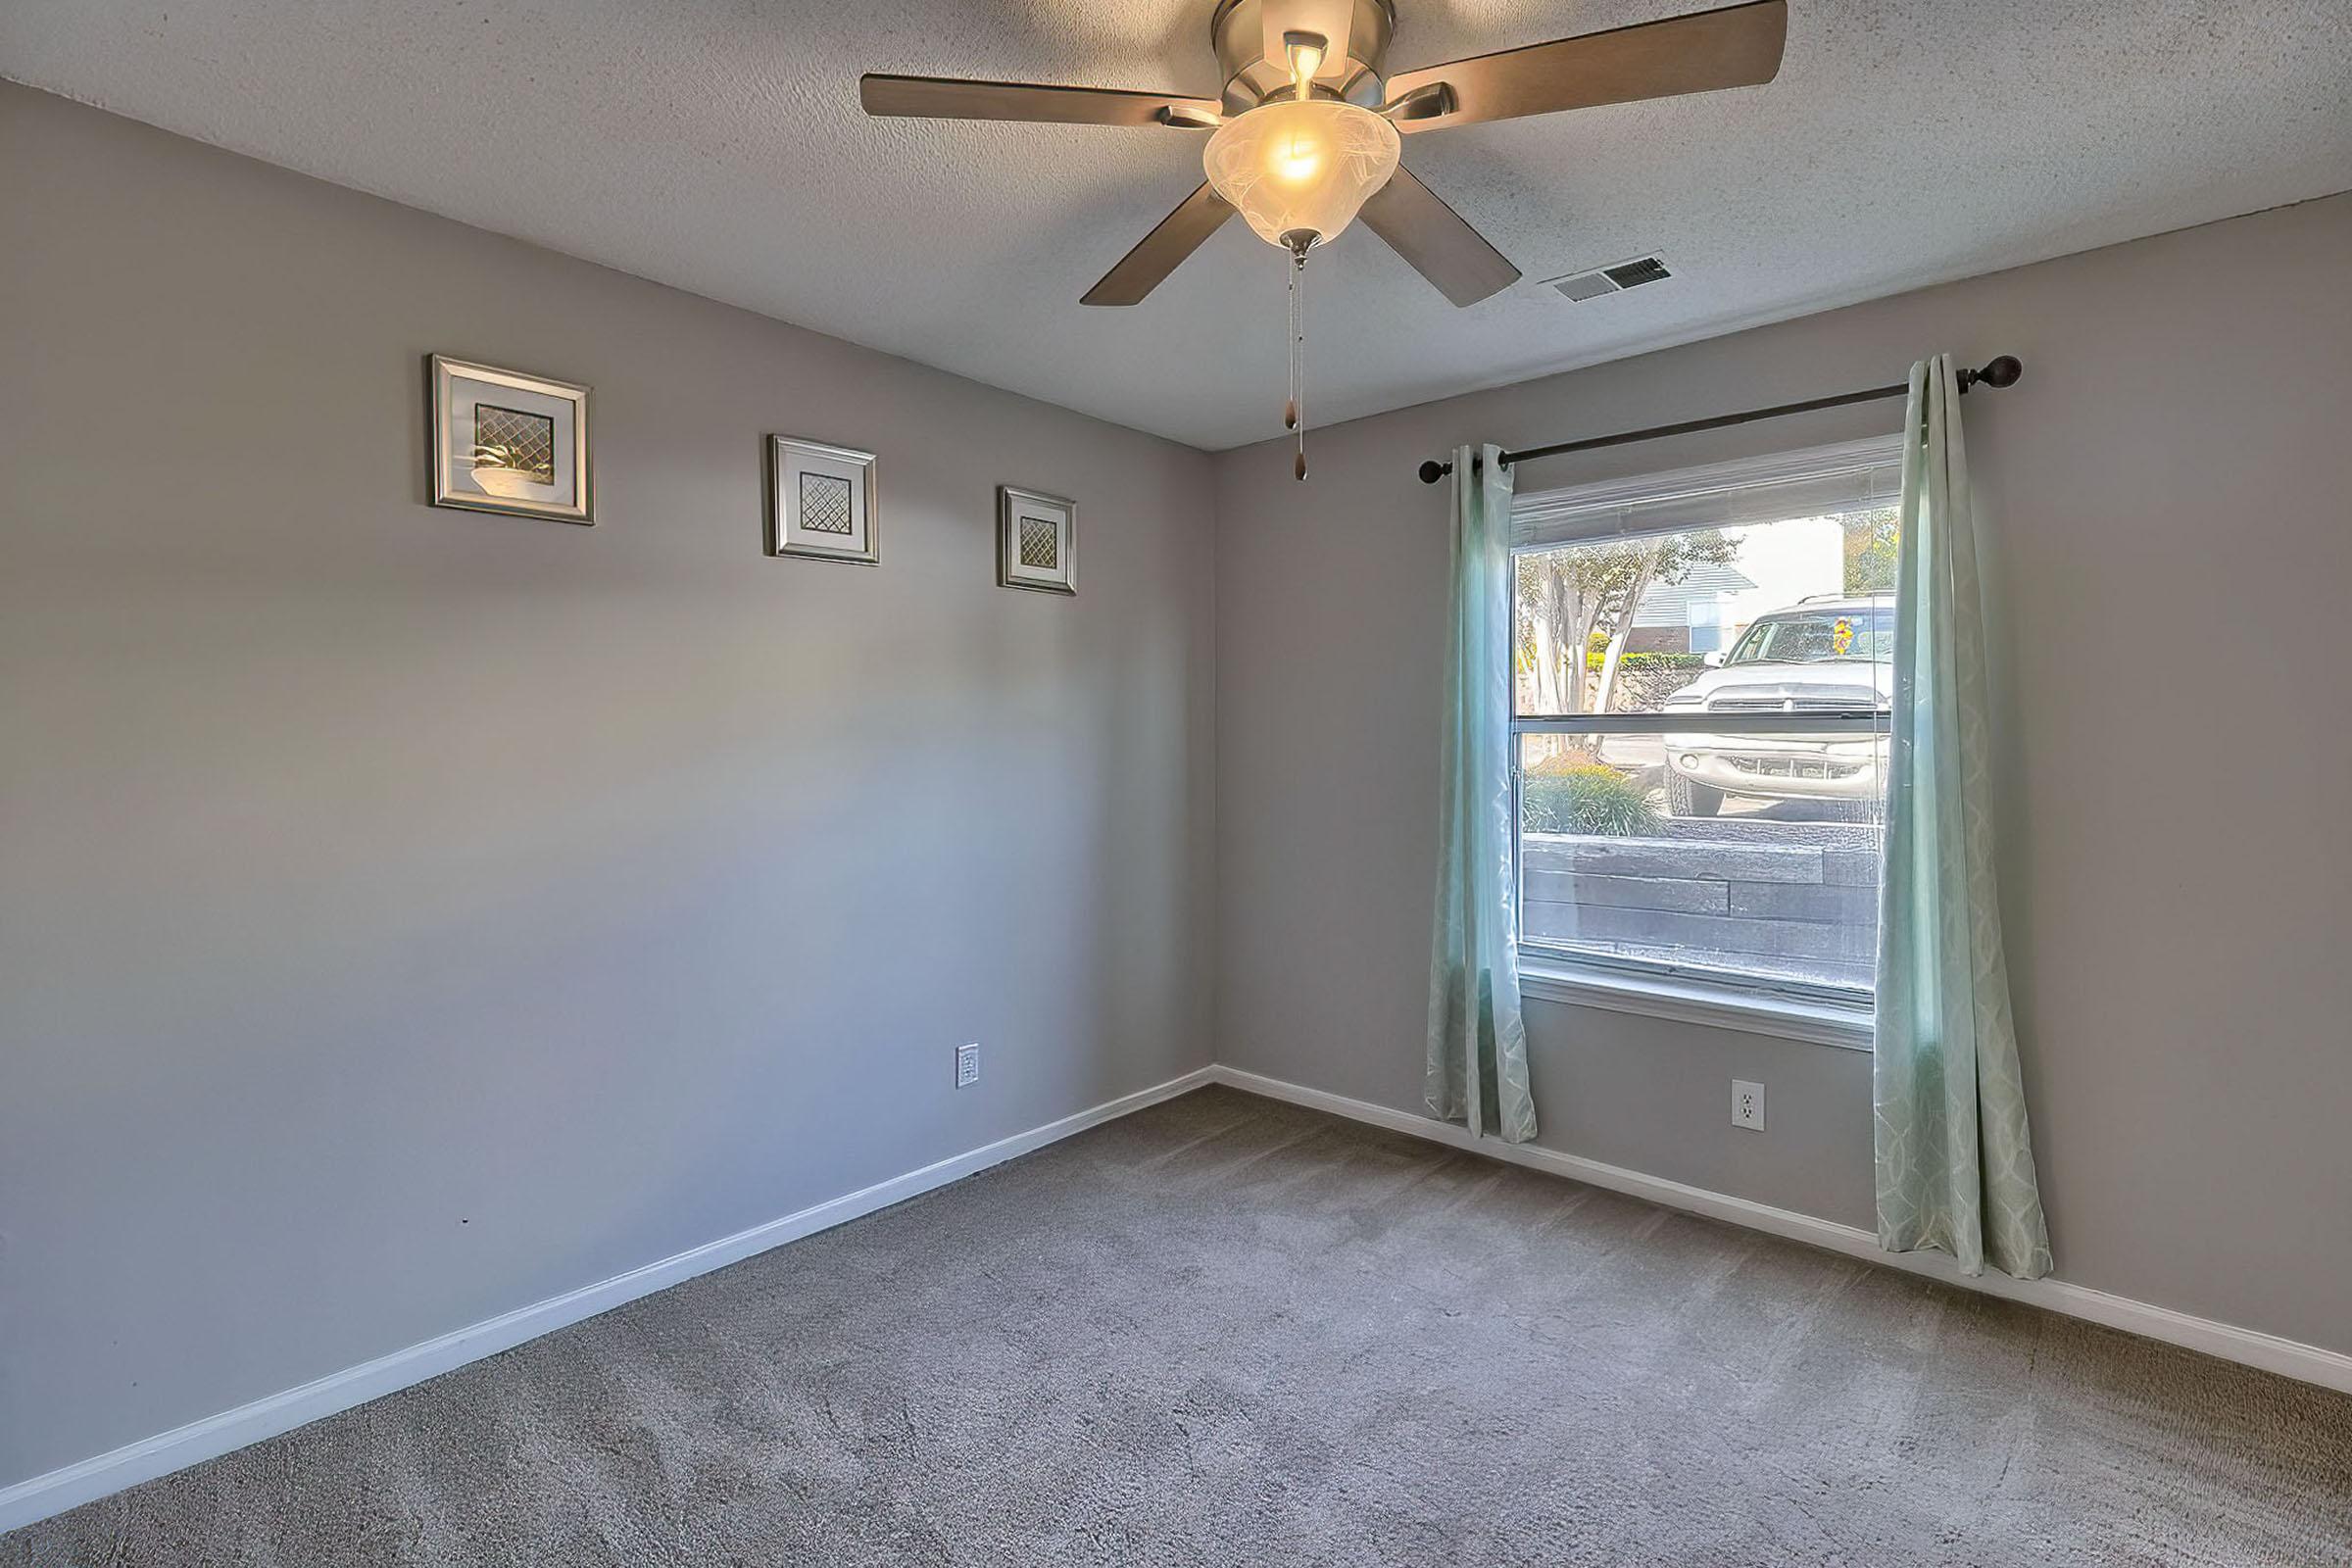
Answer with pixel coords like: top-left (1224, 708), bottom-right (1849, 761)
top-left (0, 85), bottom-right (1216, 1489)
top-left (1214, 194), bottom-right (2352, 1354)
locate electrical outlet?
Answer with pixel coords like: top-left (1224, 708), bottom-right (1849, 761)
top-left (1732, 1080), bottom-right (1765, 1131)
top-left (956, 1042), bottom-right (980, 1089)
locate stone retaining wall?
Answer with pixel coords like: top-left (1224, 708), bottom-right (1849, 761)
top-left (1522, 832), bottom-right (1880, 989)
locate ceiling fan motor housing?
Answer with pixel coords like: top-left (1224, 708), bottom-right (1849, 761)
top-left (1212, 0), bottom-right (1396, 115)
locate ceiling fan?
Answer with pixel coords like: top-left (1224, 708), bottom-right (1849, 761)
top-left (862, 0), bottom-right (1788, 472)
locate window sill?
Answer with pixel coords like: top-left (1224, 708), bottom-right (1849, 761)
top-left (1516, 957), bottom-right (1874, 1052)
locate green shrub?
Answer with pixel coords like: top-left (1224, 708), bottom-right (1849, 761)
top-left (1583, 649), bottom-right (1710, 673)
top-left (1522, 765), bottom-right (1663, 837)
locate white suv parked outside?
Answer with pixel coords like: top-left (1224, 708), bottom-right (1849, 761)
top-left (1657, 595), bottom-right (1892, 818)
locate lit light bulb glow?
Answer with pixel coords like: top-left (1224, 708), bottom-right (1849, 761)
top-left (1202, 99), bottom-right (1399, 248)
top-left (1276, 134), bottom-right (1320, 183)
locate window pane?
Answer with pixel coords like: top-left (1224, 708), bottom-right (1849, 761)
top-left (1517, 730), bottom-right (1885, 994)
top-left (1513, 506), bottom-right (1900, 718)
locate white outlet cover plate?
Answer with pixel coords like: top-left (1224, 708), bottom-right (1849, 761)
top-left (956, 1043), bottom-right (980, 1088)
top-left (1732, 1080), bottom-right (1765, 1131)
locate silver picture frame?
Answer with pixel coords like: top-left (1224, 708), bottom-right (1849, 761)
top-left (768, 435), bottom-right (880, 565)
top-left (997, 485), bottom-right (1076, 596)
top-left (428, 356), bottom-right (593, 524)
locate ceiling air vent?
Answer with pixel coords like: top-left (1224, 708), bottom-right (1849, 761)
top-left (1545, 255), bottom-right (1673, 302)
top-left (1601, 256), bottom-right (1672, 289)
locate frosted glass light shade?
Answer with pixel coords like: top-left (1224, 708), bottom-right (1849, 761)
top-left (1202, 99), bottom-right (1400, 248)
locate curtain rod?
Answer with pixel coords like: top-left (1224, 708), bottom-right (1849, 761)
top-left (1414, 356), bottom-right (2024, 485)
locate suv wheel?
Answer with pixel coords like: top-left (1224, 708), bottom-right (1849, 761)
top-left (1666, 771), bottom-right (1723, 818)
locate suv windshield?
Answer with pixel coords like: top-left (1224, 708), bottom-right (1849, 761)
top-left (1726, 607), bottom-right (1893, 665)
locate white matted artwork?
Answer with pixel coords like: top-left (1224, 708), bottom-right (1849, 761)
top-left (429, 356), bottom-right (592, 524)
top-left (997, 486), bottom-right (1075, 596)
top-left (769, 436), bottom-right (879, 564)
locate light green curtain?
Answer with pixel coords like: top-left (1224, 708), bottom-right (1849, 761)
top-left (1425, 445), bottom-right (1538, 1144)
top-left (1874, 357), bottom-right (2052, 1279)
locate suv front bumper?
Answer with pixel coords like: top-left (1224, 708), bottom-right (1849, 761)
top-left (1662, 732), bottom-right (1888, 803)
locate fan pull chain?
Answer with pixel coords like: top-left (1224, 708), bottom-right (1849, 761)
top-left (1288, 243), bottom-right (1309, 480)
top-left (1284, 252), bottom-right (1298, 434)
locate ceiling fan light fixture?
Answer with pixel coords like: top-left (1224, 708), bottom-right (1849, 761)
top-left (1202, 98), bottom-right (1400, 249)
top-left (862, 0), bottom-right (1792, 471)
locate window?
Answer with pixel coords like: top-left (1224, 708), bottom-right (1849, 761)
top-left (1509, 436), bottom-right (1904, 1008)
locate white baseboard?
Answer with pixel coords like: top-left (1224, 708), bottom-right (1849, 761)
top-left (1205, 1065), bottom-right (2352, 1397)
top-left (14, 1059), bottom-right (2345, 1536)
top-left (0, 1065), bottom-right (1217, 1536)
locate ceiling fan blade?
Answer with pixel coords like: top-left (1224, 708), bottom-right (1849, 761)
top-left (860, 74), bottom-right (1221, 127)
top-left (1359, 167), bottom-right (1521, 307)
top-left (1081, 183), bottom-right (1235, 307)
top-left (1381, 0), bottom-right (1787, 132)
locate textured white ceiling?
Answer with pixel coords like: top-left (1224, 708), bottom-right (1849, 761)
top-left (5, 1), bottom-right (2348, 449)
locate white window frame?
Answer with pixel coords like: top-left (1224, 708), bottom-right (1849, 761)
top-left (1508, 435), bottom-right (1906, 1044)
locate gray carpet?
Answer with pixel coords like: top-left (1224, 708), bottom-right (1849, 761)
top-left (11, 1085), bottom-right (2351, 1565)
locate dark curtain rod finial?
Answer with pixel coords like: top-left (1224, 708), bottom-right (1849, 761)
top-left (1416, 356), bottom-right (2026, 483)
top-left (1960, 354), bottom-right (2024, 391)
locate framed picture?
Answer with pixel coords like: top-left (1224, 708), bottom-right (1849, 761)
top-left (997, 485), bottom-right (1076, 596)
top-left (429, 356), bottom-right (592, 524)
top-left (769, 436), bottom-right (879, 564)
